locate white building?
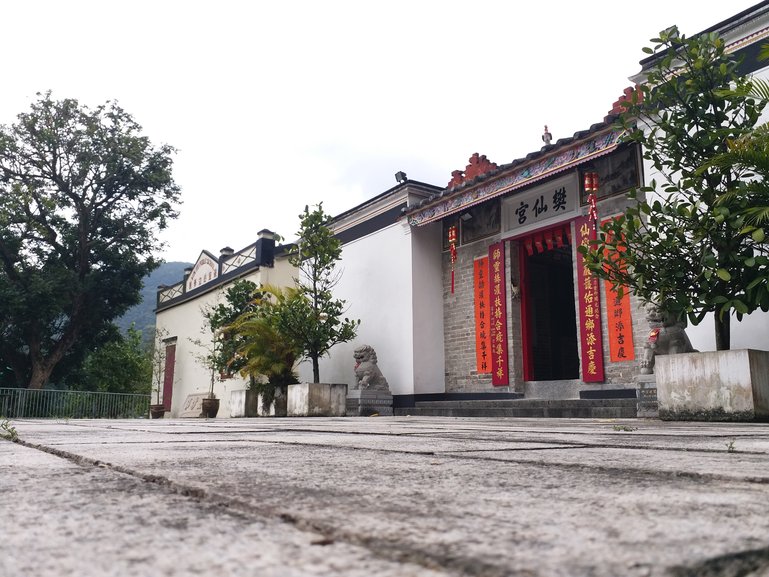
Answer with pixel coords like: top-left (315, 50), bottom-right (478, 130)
top-left (154, 230), bottom-right (295, 417)
top-left (296, 180), bottom-right (447, 403)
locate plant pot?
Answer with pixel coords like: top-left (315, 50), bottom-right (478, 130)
top-left (201, 397), bottom-right (220, 419)
top-left (258, 386), bottom-right (288, 417)
top-left (149, 404), bottom-right (165, 419)
top-left (287, 383), bottom-right (347, 416)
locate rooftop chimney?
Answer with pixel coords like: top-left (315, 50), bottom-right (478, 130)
top-left (255, 229), bottom-right (275, 267)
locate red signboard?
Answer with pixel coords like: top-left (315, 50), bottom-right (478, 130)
top-left (574, 216), bottom-right (605, 382)
top-left (474, 257), bottom-right (492, 374)
top-left (489, 242), bottom-right (509, 386)
top-left (600, 218), bottom-right (635, 362)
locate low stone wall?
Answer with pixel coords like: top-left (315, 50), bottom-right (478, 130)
top-left (656, 349), bottom-right (769, 421)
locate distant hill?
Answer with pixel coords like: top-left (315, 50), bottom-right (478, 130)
top-left (115, 261), bottom-right (191, 335)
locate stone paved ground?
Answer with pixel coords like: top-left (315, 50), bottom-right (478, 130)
top-left (2, 416), bottom-right (769, 577)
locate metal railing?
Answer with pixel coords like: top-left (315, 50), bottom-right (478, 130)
top-left (0, 388), bottom-right (150, 419)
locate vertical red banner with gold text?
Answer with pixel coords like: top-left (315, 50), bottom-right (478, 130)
top-left (600, 217), bottom-right (635, 362)
top-left (574, 216), bottom-right (605, 382)
top-left (489, 242), bottom-right (509, 386)
top-left (474, 257), bottom-right (492, 373)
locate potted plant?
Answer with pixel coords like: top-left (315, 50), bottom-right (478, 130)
top-left (149, 328), bottom-right (169, 419)
top-left (278, 204), bottom-right (359, 416)
top-left (582, 28), bottom-right (769, 420)
top-left (229, 286), bottom-right (301, 416)
top-left (200, 367), bottom-right (220, 418)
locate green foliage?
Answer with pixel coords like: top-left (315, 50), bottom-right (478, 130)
top-left (285, 204), bottom-right (360, 382)
top-left (612, 424), bottom-right (637, 432)
top-left (193, 280), bottom-right (261, 398)
top-left (0, 419), bottom-right (18, 442)
top-left (229, 285), bottom-right (301, 412)
top-left (80, 325), bottom-right (152, 394)
top-left (207, 279), bottom-right (261, 378)
top-left (580, 27), bottom-right (769, 350)
top-left (0, 92), bottom-right (180, 388)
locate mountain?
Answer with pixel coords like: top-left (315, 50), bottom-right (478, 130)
top-left (115, 261), bottom-right (192, 335)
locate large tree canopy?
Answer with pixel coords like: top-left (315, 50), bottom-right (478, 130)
top-left (582, 27), bottom-right (769, 350)
top-left (0, 93), bottom-right (180, 388)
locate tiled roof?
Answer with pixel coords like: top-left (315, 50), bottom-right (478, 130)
top-left (405, 115), bottom-right (623, 226)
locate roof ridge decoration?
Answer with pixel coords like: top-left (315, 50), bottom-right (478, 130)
top-left (447, 153), bottom-right (498, 188)
top-left (409, 127), bottom-right (624, 227)
top-left (607, 86), bottom-right (642, 119)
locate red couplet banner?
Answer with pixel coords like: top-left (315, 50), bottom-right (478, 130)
top-left (474, 257), bottom-right (492, 374)
top-left (488, 242), bottom-right (509, 386)
top-left (600, 218), bottom-right (635, 362)
top-left (574, 216), bottom-right (605, 382)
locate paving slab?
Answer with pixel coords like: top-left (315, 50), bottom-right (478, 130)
top-left (3, 416), bottom-right (769, 576)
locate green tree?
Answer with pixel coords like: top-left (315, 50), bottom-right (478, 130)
top-left (281, 203), bottom-right (359, 383)
top-left (0, 93), bottom-right (180, 388)
top-left (80, 325), bottom-right (152, 394)
top-left (581, 27), bottom-right (769, 350)
top-left (207, 279), bottom-right (261, 377)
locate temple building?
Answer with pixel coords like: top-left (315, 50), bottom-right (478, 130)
top-left (155, 2), bottom-right (769, 417)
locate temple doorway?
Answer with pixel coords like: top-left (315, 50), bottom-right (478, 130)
top-left (520, 226), bottom-right (579, 381)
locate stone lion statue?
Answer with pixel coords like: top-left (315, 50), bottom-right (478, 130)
top-left (639, 303), bottom-right (697, 375)
top-left (353, 345), bottom-right (390, 391)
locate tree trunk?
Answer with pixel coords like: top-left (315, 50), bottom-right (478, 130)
top-left (312, 356), bottom-right (320, 383)
top-left (28, 362), bottom-right (55, 390)
top-left (714, 314), bottom-right (731, 351)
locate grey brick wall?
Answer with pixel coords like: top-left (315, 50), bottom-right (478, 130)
top-left (443, 235), bottom-right (522, 393)
top-left (442, 211), bottom-right (652, 394)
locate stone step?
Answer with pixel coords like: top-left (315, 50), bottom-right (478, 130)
top-left (394, 398), bottom-right (638, 419)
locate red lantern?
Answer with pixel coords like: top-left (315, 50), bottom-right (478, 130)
top-left (585, 171), bottom-right (602, 192)
top-left (448, 224), bottom-right (458, 293)
top-left (584, 171), bottom-right (599, 224)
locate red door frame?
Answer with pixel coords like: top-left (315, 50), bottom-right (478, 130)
top-left (162, 343), bottom-right (176, 411)
top-left (518, 242), bottom-right (534, 381)
top-left (515, 222), bottom-right (574, 382)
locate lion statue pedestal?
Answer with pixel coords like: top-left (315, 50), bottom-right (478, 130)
top-left (634, 303), bottom-right (697, 419)
top-left (347, 345), bottom-right (393, 416)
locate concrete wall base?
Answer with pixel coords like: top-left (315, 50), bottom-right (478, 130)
top-left (347, 390), bottom-right (393, 416)
top-left (288, 383), bottom-right (348, 417)
top-left (230, 390), bottom-right (257, 417)
top-left (634, 375), bottom-right (659, 419)
top-left (231, 388), bottom-right (289, 417)
top-left (656, 349), bottom-right (769, 421)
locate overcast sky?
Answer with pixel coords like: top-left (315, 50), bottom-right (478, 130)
top-left (0, 1), bottom-right (760, 262)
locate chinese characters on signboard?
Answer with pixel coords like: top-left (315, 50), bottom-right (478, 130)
top-left (488, 242), bottom-right (509, 386)
top-left (503, 174), bottom-right (578, 237)
top-left (600, 217), bottom-right (635, 362)
top-left (605, 283), bottom-right (635, 362)
top-left (474, 257), bottom-right (492, 374)
top-left (574, 216), bottom-right (605, 382)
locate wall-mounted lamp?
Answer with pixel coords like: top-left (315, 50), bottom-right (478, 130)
top-left (460, 212), bottom-right (473, 222)
top-left (395, 171), bottom-right (408, 183)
